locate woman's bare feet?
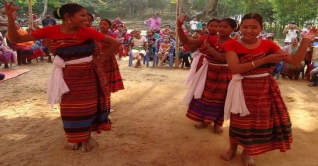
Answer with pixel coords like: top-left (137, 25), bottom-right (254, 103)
top-left (82, 140), bottom-right (94, 152)
top-left (65, 143), bottom-right (80, 150)
top-left (82, 136), bottom-right (99, 152)
top-left (221, 144), bottom-right (237, 161)
top-left (195, 122), bottom-right (208, 129)
top-left (214, 125), bottom-right (223, 134)
top-left (241, 149), bottom-right (255, 166)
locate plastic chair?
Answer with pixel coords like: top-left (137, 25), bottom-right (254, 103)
top-left (128, 51), bottom-right (149, 67)
top-left (153, 38), bottom-right (175, 68)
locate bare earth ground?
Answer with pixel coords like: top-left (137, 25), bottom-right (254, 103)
top-left (1, 57), bottom-right (318, 166)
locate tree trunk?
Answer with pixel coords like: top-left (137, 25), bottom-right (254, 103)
top-left (41, 0), bottom-right (48, 18)
top-left (180, 0), bottom-right (218, 21)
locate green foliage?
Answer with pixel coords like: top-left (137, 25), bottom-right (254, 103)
top-left (7, 0), bottom-right (318, 36)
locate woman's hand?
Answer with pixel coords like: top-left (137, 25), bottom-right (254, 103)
top-left (92, 57), bottom-right (103, 66)
top-left (4, 0), bottom-right (20, 18)
top-left (302, 26), bottom-right (317, 39)
top-left (177, 15), bottom-right (186, 28)
top-left (204, 36), bottom-right (212, 51)
top-left (204, 36), bottom-right (210, 48)
top-left (265, 54), bottom-right (288, 63)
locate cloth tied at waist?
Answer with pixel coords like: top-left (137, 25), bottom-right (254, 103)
top-left (224, 73), bottom-right (269, 120)
top-left (184, 51), bottom-right (202, 85)
top-left (47, 55), bottom-right (92, 107)
top-left (183, 58), bottom-right (228, 106)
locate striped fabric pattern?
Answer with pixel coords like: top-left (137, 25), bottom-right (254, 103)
top-left (230, 52), bottom-right (292, 156)
top-left (94, 43), bottom-right (124, 93)
top-left (55, 39), bottom-right (111, 143)
top-left (186, 54), bottom-right (232, 126)
top-left (54, 40), bottom-right (96, 61)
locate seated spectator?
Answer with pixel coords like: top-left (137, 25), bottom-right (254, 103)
top-left (192, 29), bottom-right (201, 39)
top-left (169, 31), bottom-right (176, 41)
top-left (158, 35), bottom-right (172, 66)
top-left (308, 46), bottom-right (318, 86)
top-left (199, 23), bottom-right (208, 36)
top-left (34, 39), bottom-right (52, 62)
top-left (41, 13), bottom-right (57, 27)
top-left (231, 32), bottom-right (241, 40)
top-left (117, 27), bottom-right (128, 60)
top-left (266, 33), bottom-right (282, 79)
top-left (6, 22), bottom-right (44, 64)
top-left (178, 42), bottom-right (191, 68)
top-left (146, 30), bottom-right (156, 60)
top-left (280, 37), bottom-right (303, 79)
top-left (159, 25), bottom-right (171, 38)
top-left (151, 28), bottom-right (160, 39)
top-left (304, 42), bottom-right (314, 78)
top-left (0, 33), bottom-right (16, 68)
top-left (126, 30), bottom-right (135, 48)
top-left (308, 67), bottom-right (318, 87)
top-left (265, 33), bottom-right (281, 47)
top-left (111, 16), bottom-right (123, 33)
top-left (113, 24), bottom-right (124, 36)
top-left (129, 29), bottom-right (148, 67)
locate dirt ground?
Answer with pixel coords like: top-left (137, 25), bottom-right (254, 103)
top-left (0, 57), bottom-right (318, 166)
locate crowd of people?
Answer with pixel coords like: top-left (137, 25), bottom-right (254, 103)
top-left (2, 1), bottom-right (318, 166)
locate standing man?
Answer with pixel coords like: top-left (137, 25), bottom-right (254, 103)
top-left (145, 13), bottom-right (161, 31)
top-left (282, 21), bottom-right (301, 45)
top-left (189, 17), bottom-right (198, 34)
top-left (41, 13), bottom-right (57, 27)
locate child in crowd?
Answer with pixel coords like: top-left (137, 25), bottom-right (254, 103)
top-left (158, 35), bottom-right (172, 66)
top-left (179, 41), bottom-right (191, 68)
top-left (151, 28), bottom-right (160, 39)
top-left (146, 30), bottom-right (156, 60)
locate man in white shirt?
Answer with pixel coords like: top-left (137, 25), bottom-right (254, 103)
top-left (282, 21), bottom-right (301, 45)
top-left (189, 17), bottom-right (198, 34)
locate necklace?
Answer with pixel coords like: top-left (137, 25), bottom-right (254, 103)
top-left (215, 36), bottom-right (230, 50)
top-left (60, 25), bottom-right (78, 42)
top-left (241, 38), bottom-right (258, 47)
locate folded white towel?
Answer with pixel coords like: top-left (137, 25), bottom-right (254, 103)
top-left (184, 51), bottom-right (203, 85)
top-left (47, 56), bottom-right (92, 108)
top-left (224, 73), bottom-right (269, 120)
top-left (183, 58), bottom-right (228, 106)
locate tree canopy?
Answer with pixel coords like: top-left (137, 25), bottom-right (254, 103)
top-left (1, 0), bottom-right (317, 38)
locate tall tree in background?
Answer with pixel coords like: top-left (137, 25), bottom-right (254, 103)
top-left (180, 0), bottom-right (218, 21)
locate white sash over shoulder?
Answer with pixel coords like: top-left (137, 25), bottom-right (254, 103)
top-left (47, 55), bottom-right (92, 107)
top-left (183, 58), bottom-right (228, 106)
top-left (224, 73), bottom-right (269, 120)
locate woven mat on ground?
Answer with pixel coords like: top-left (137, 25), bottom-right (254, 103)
top-left (0, 69), bottom-right (31, 82)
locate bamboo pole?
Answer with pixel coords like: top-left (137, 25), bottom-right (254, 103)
top-left (28, 0), bottom-right (33, 29)
top-left (174, 0), bottom-right (181, 68)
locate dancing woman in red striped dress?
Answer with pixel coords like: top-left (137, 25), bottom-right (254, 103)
top-left (177, 16), bottom-right (238, 134)
top-left (221, 13), bottom-right (317, 166)
top-left (4, 1), bottom-right (121, 152)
